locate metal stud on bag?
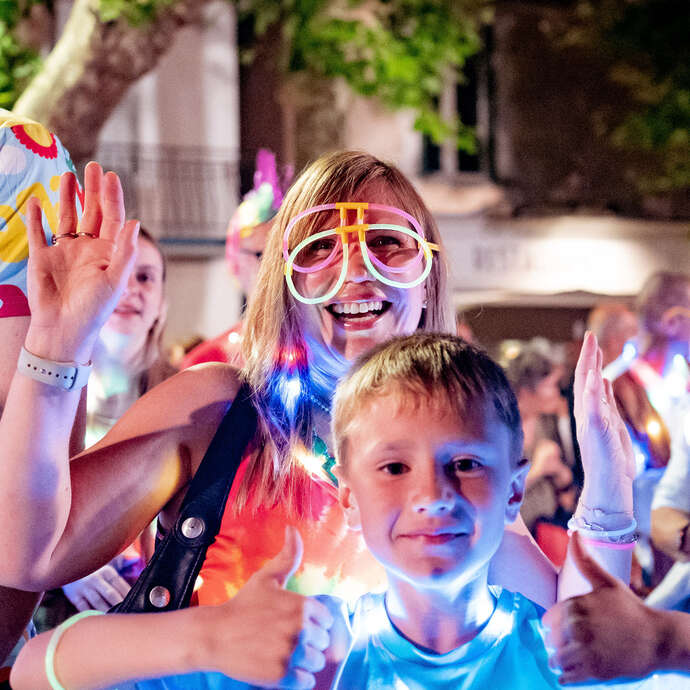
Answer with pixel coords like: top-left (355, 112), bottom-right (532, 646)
top-left (180, 517), bottom-right (205, 540)
top-left (149, 585), bottom-right (171, 608)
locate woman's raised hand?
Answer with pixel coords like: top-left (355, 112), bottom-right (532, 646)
top-left (573, 331), bottom-right (635, 513)
top-left (24, 162), bottom-right (139, 364)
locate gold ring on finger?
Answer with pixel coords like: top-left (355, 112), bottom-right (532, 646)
top-left (76, 232), bottom-right (97, 239)
top-left (51, 232), bottom-right (79, 244)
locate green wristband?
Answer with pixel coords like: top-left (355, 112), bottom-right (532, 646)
top-left (45, 610), bottom-right (105, 690)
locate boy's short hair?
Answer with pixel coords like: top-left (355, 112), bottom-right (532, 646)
top-left (332, 333), bottom-right (524, 471)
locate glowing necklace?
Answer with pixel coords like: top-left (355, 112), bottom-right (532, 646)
top-left (312, 433), bottom-right (337, 486)
top-left (308, 392), bottom-right (331, 416)
top-left (304, 393), bottom-right (336, 484)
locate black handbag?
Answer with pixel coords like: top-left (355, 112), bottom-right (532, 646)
top-left (110, 382), bottom-right (257, 613)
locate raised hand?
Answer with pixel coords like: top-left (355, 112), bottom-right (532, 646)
top-left (544, 532), bottom-right (665, 683)
top-left (24, 162), bottom-right (139, 363)
top-left (573, 331), bottom-right (635, 513)
top-left (204, 527), bottom-right (334, 688)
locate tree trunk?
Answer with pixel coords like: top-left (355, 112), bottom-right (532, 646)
top-left (13, 0), bottom-right (213, 166)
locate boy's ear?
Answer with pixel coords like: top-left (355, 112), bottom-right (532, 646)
top-left (337, 474), bottom-right (362, 532)
top-left (505, 458), bottom-right (529, 524)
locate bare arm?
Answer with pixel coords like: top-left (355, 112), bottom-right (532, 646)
top-left (651, 506), bottom-right (690, 563)
top-left (11, 529), bottom-right (335, 690)
top-left (651, 421), bottom-right (690, 562)
top-left (0, 165), bottom-right (237, 590)
top-left (0, 316), bottom-right (42, 663)
top-left (0, 316), bottom-right (29, 409)
top-left (0, 165), bottom-right (142, 588)
top-left (490, 515), bottom-right (557, 609)
top-left (1, 361), bottom-right (237, 590)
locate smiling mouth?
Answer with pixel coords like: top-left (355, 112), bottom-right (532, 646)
top-left (401, 528), bottom-right (468, 543)
top-left (326, 300), bottom-right (391, 320)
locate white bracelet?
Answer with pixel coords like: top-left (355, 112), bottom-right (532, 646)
top-left (567, 515), bottom-right (638, 543)
top-left (17, 346), bottom-right (92, 391)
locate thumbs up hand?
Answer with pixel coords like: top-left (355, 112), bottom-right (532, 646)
top-left (543, 532), bottom-right (664, 684)
top-left (202, 527), bottom-right (335, 688)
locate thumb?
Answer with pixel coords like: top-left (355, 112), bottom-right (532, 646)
top-left (570, 531), bottom-right (618, 589)
top-left (260, 525), bottom-right (303, 588)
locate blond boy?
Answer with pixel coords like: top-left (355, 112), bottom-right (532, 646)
top-left (325, 332), bottom-right (561, 688)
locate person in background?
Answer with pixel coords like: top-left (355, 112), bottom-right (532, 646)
top-left (505, 344), bottom-right (577, 549)
top-left (587, 302), bottom-right (638, 370)
top-left (643, 272), bottom-right (690, 610)
top-left (608, 272), bottom-right (690, 602)
top-left (33, 227), bottom-right (173, 630)
top-left (181, 149), bottom-right (291, 368)
top-left (83, 227), bottom-right (173, 447)
top-left (0, 109), bottom-right (82, 683)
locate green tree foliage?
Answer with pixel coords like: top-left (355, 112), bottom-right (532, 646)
top-left (1, 0), bottom-right (487, 152)
top-left (99, 0), bottom-right (178, 25)
top-left (236, 0), bottom-right (486, 149)
top-left (571, 0), bottom-right (689, 192)
top-left (0, 0), bottom-right (43, 107)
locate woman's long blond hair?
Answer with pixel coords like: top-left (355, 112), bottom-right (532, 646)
top-left (240, 150), bottom-right (453, 513)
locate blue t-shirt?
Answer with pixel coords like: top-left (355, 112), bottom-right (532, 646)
top-left (331, 587), bottom-right (558, 690)
top-left (117, 587), bottom-right (559, 689)
top-left (116, 587), bottom-right (687, 690)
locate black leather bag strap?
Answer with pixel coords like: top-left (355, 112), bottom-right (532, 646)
top-left (111, 381), bottom-right (257, 613)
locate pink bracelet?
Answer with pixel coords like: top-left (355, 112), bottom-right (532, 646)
top-left (569, 533), bottom-right (636, 550)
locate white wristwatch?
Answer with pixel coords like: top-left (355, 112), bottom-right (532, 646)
top-left (18, 347), bottom-right (92, 390)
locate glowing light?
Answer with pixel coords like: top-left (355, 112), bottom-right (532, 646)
top-left (666, 355), bottom-right (689, 398)
top-left (504, 343), bottom-right (521, 360)
top-left (294, 444), bottom-right (326, 478)
top-left (635, 451), bottom-right (647, 475)
top-left (227, 331), bottom-right (241, 344)
top-left (278, 374), bottom-right (301, 412)
top-left (648, 390), bottom-right (668, 417)
top-left (672, 354), bottom-right (687, 369)
top-left (622, 341), bottom-right (637, 361)
top-left (645, 419), bottom-right (662, 438)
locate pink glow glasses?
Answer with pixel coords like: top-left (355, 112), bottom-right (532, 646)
top-left (282, 202), bottom-right (439, 304)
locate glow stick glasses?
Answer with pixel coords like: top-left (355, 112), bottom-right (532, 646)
top-left (282, 202), bottom-right (440, 305)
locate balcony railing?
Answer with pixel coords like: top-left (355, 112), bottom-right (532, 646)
top-left (95, 143), bottom-right (240, 244)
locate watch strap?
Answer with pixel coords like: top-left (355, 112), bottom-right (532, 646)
top-left (18, 347), bottom-right (92, 390)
